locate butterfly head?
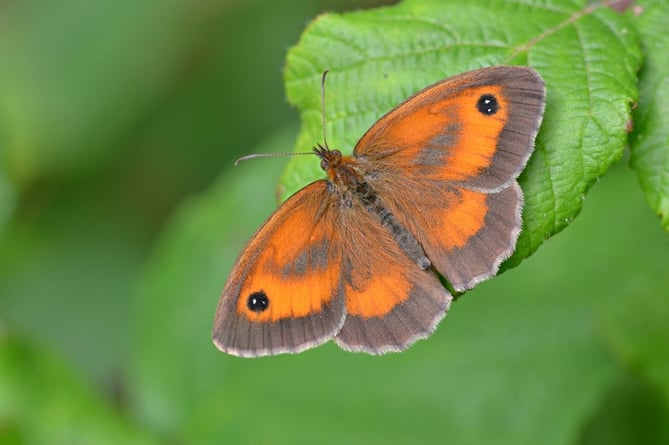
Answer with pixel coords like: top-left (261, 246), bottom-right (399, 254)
top-left (313, 144), bottom-right (343, 171)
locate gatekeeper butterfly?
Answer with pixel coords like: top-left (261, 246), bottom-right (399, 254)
top-left (213, 66), bottom-right (545, 357)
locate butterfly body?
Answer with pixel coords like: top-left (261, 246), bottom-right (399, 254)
top-left (213, 66), bottom-right (545, 357)
top-left (317, 144), bottom-right (432, 271)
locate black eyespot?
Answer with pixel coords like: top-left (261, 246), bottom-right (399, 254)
top-left (247, 291), bottom-right (269, 312)
top-left (476, 94), bottom-right (499, 115)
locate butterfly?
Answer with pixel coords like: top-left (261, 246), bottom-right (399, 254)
top-left (213, 66), bottom-right (545, 357)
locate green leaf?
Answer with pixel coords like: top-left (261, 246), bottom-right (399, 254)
top-left (0, 337), bottom-right (161, 445)
top-left (629, 0), bottom-right (669, 231)
top-left (282, 0), bottom-right (642, 269)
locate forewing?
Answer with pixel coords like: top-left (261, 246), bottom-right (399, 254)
top-left (212, 181), bottom-right (346, 357)
top-left (354, 66), bottom-right (544, 190)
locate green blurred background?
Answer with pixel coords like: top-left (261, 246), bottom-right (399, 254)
top-left (1, 1), bottom-right (668, 444)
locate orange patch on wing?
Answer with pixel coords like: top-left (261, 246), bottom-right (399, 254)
top-left (237, 265), bottom-right (340, 323)
top-left (362, 100), bottom-right (460, 169)
top-left (356, 85), bottom-right (508, 183)
top-left (383, 106), bottom-right (449, 148)
top-left (441, 85), bottom-right (507, 181)
top-left (234, 191), bottom-right (341, 323)
top-left (344, 266), bottom-right (411, 318)
top-left (433, 188), bottom-right (488, 249)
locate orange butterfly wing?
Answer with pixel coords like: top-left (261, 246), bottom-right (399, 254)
top-left (213, 181), bottom-right (347, 357)
top-left (213, 181), bottom-right (452, 356)
top-left (354, 66), bottom-right (545, 290)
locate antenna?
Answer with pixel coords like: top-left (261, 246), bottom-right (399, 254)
top-left (234, 70), bottom-right (331, 167)
top-left (234, 151), bottom-right (315, 166)
top-left (321, 70), bottom-right (330, 149)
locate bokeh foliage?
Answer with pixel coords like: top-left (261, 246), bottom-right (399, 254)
top-left (1, 0), bottom-right (668, 444)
